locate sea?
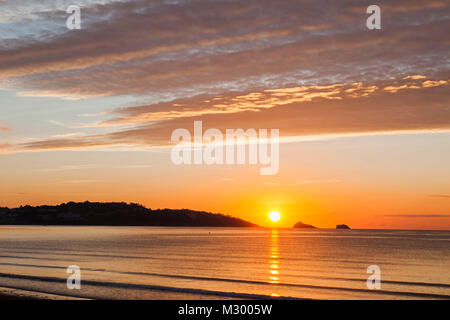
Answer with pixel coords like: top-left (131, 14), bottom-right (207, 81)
top-left (0, 226), bottom-right (448, 300)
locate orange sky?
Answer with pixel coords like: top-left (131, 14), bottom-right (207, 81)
top-left (1, 134), bottom-right (449, 229)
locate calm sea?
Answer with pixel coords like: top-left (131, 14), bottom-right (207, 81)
top-left (0, 226), bottom-right (448, 299)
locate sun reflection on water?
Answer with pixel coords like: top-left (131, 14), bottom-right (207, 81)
top-left (269, 229), bottom-right (280, 296)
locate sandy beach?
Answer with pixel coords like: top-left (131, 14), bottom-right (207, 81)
top-left (0, 286), bottom-right (86, 300)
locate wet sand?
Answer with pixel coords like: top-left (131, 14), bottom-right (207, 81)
top-left (0, 287), bottom-right (86, 300)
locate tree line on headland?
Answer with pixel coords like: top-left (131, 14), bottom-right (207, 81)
top-left (0, 201), bottom-right (257, 227)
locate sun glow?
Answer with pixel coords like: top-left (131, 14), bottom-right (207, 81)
top-left (269, 211), bottom-right (281, 222)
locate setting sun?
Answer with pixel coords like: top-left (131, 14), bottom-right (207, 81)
top-left (269, 211), bottom-right (281, 222)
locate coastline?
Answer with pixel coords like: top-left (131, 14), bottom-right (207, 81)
top-left (0, 286), bottom-right (86, 300)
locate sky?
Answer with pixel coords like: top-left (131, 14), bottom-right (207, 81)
top-left (0, 0), bottom-right (449, 229)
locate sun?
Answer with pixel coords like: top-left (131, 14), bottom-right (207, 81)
top-left (269, 211), bottom-right (281, 222)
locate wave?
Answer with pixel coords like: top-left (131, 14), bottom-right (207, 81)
top-left (0, 249), bottom-right (433, 269)
top-left (1, 261), bottom-right (449, 289)
top-left (0, 267), bottom-right (449, 299)
top-left (0, 272), bottom-right (303, 300)
top-left (87, 267), bottom-right (450, 291)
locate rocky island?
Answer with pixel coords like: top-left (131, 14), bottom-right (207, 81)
top-left (293, 221), bottom-right (317, 229)
top-left (336, 224), bottom-right (351, 230)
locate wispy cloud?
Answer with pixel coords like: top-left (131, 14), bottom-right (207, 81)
top-left (46, 120), bottom-right (67, 127)
top-left (429, 195), bottom-right (450, 199)
top-left (39, 164), bottom-right (102, 172)
top-left (117, 164), bottom-right (153, 169)
top-left (58, 179), bottom-right (104, 184)
top-left (16, 74), bottom-right (450, 152)
top-left (383, 214), bottom-right (450, 218)
top-left (51, 132), bottom-right (84, 138)
top-left (0, 142), bottom-right (11, 150)
top-left (297, 179), bottom-right (340, 185)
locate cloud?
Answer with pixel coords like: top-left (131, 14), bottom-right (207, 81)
top-left (403, 75), bottom-right (427, 80)
top-left (264, 182), bottom-right (280, 186)
top-left (0, 142), bottom-right (14, 154)
top-left (46, 120), bottom-right (67, 127)
top-left (16, 75), bottom-right (450, 152)
top-left (297, 179), bottom-right (339, 185)
top-left (117, 164), bottom-right (153, 169)
top-left (1, 0), bottom-right (449, 152)
top-left (51, 132), bottom-right (84, 138)
top-left (429, 195), bottom-right (450, 199)
top-left (0, 126), bottom-right (10, 131)
top-left (97, 76), bottom-right (446, 127)
top-left (383, 214), bottom-right (450, 218)
top-left (57, 179), bottom-right (105, 184)
top-left (1, 0), bottom-right (448, 100)
top-left (0, 143), bottom-right (12, 149)
top-left (38, 164), bottom-right (102, 172)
